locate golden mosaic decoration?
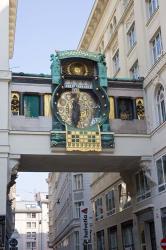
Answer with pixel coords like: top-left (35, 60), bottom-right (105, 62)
top-left (67, 62), bottom-right (88, 76)
top-left (66, 126), bottom-right (102, 152)
top-left (57, 91), bottom-right (96, 129)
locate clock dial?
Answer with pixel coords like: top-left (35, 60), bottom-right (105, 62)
top-left (57, 90), bottom-right (99, 128)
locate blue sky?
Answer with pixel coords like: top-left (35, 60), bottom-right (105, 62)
top-left (10, 0), bottom-right (95, 74)
top-left (13, 0), bottom-right (95, 200)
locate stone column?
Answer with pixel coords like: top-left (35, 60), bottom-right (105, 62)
top-left (114, 97), bottom-right (119, 118)
top-left (132, 98), bottom-right (137, 119)
top-left (39, 93), bottom-right (44, 116)
top-left (0, 156), bottom-right (8, 249)
top-left (19, 92), bottom-right (24, 115)
top-left (132, 213), bottom-right (141, 250)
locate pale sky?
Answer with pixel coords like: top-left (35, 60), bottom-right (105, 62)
top-left (12, 0), bottom-right (95, 200)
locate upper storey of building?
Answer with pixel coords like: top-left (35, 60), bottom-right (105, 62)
top-left (11, 70), bottom-right (146, 136)
top-left (0, 0), bottom-right (17, 70)
top-left (78, 0), bottom-right (166, 80)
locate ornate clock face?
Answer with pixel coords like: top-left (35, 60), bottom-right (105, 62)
top-left (57, 90), bottom-right (100, 128)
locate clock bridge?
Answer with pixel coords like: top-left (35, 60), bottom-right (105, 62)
top-left (0, 51), bottom-right (154, 245)
top-left (9, 51), bottom-right (151, 175)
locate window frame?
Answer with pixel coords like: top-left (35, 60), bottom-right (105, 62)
top-left (161, 207), bottom-right (166, 238)
top-left (74, 174), bottom-right (83, 190)
top-left (105, 190), bottom-right (116, 216)
top-left (135, 170), bottom-right (151, 202)
top-left (74, 231), bottom-right (80, 250)
top-left (146, 0), bottom-right (159, 19)
top-left (112, 50), bottom-right (120, 75)
top-left (95, 197), bottom-right (103, 221)
top-left (74, 201), bottom-right (84, 218)
top-left (156, 154), bottom-right (166, 192)
top-left (122, 223), bottom-right (134, 250)
top-left (23, 93), bottom-right (40, 118)
top-left (156, 85), bottom-right (166, 125)
top-left (150, 29), bottom-right (163, 64)
top-left (26, 222), bottom-right (31, 228)
top-left (127, 22), bottom-right (136, 51)
top-left (107, 227), bottom-right (118, 250)
top-left (97, 230), bottom-right (105, 250)
top-left (130, 60), bottom-right (139, 80)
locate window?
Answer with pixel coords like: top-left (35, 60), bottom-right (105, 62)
top-left (27, 213), bottom-right (31, 218)
top-left (117, 98), bottom-right (134, 120)
top-left (95, 198), bottom-right (103, 220)
top-left (26, 242), bottom-right (36, 249)
top-left (122, 223), bottom-right (134, 250)
top-left (32, 242), bottom-right (36, 248)
top-left (108, 227), bottom-right (118, 250)
top-left (74, 201), bottom-right (84, 218)
top-left (26, 242), bottom-right (31, 249)
top-left (135, 170), bottom-right (151, 202)
top-left (156, 155), bottom-right (166, 192)
top-left (32, 232), bottom-right (36, 238)
top-left (24, 94), bottom-right (40, 117)
top-left (156, 85), bottom-right (166, 125)
top-left (97, 230), bottom-right (105, 250)
top-left (74, 231), bottom-right (80, 250)
top-left (105, 190), bottom-right (115, 216)
top-left (118, 183), bottom-right (131, 211)
top-left (74, 174), bottom-right (83, 190)
top-left (161, 207), bottom-right (166, 238)
top-left (26, 222), bottom-right (31, 228)
top-left (32, 213), bottom-right (36, 218)
top-left (27, 232), bottom-right (31, 238)
top-left (113, 50), bottom-right (120, 74)
top-left (130, 61), bottom-right (139, 79)
top-left (31, 222), bottom-right (36, 229)
top-left (27, 213), bottom-right (36, 218)
top-left (147, 0), bottom-right (159, 18)
top-left (151, 30), bottom-right (162, 64)
top-left (127, 23), bottom-right (136, 50)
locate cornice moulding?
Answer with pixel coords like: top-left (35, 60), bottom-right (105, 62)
top-left (9, 0), bottom-right (17, 59)
top-left (78, 0), bottom-right (109, 50)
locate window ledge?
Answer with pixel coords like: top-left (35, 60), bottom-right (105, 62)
top-left (95, 216), bottom-right (104, 222)
top-left (106, 209), bottom-right (116, 216)
top-left (146, 7), bottom-right (159, 27)
top-left (127, 42), bottom-right (137, 57)
top-left (158, 188), bottom-right (166, 195)
top-left (136, 192), bottom-right (151, 203)
top-left (147, 52), bottom-right (165, 76)
top-left (150, 120), bottom-right (166, 136)
top-left (113, 68), bottom-right (120, 78)
top-left (73, 189), bottom-right (84, 192)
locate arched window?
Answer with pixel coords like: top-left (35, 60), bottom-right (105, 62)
top-left (156, 85), bottom-right (166, 124)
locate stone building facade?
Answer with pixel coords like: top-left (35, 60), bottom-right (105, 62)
top-left (48, 172), bottom-right (93, 250)
top-left (78, 0), bottom-right (166, 249)
top-left (13, 193), bottom-right (50, 250)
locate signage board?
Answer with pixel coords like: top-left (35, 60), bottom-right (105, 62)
top-left (161, 238), bottom-right (166, 250)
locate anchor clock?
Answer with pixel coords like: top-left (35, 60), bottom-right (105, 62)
top-left (50, 50), bottom-right (114, 152)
